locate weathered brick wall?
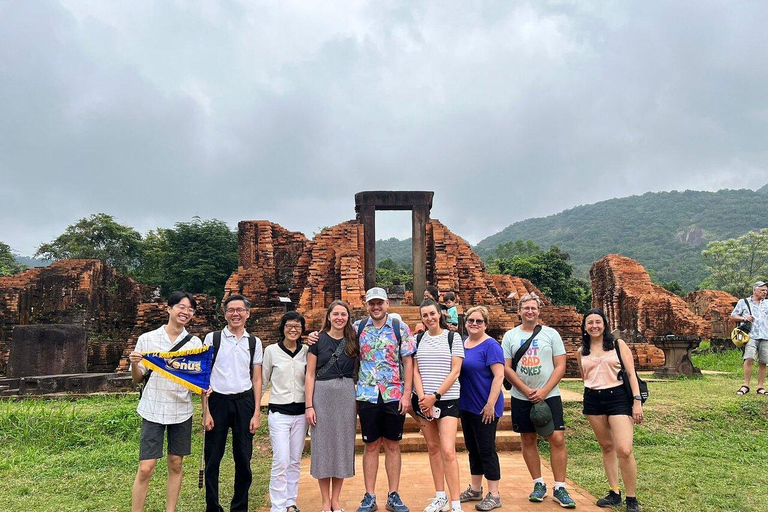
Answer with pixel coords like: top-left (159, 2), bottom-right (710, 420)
top-left (591, 254), bottom-right (710, 340)
top-left (0, 260), bottom-right (154, 374)
top-left (686, 289), bottom-right (738, 340)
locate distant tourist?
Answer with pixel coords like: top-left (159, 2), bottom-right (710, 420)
top-left (305, 300), bottom-right (359, 512)
top-left (501, 293), bottom-right (576, 508)
top-left (412, 298), bottom-right (465, 512)
top-left (128, 291), bottom-right (203, 512)
top-left (458, 306), bottom-right (504, 511)
top-left (263, 311), bottom-right (309, 512)
top-left (443, 292), bottom-right (459, 333)
top-left (202, 294), bottom-right (264, 512)
top-left (307, 288), bottom-right (416, 512)
top-left (576, 309), bottom-right (642, 512)
top-left (733, 281), bottom-right (768, 396)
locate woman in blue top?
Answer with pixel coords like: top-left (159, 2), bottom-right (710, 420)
top-left (458, 306), bottom-right (505, 511)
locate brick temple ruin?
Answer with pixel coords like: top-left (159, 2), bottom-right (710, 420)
top-left (0, 191), bottom-right (742, 392)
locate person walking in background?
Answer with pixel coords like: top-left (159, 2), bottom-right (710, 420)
top-left (501, 292), bottom-right (575, 509)
top-left (733, 281), bottom-right (768, 396)
top-left (202, 294), bottom-right (263, 512)
top-left (305, 300), bottom-right (358, 512)
top-left (263, 311), bottom-right (309, 512)
top-left (457, 306), bottom-right (504, 511)
top-left (412, 299), bottom-right (465, 512)
top-left (577, 309), bottom-right (642, 512)
top-left (129, 291), bottom-right (203, 512)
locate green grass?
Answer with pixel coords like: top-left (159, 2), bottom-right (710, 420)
top-left (0, 395), bottom-right (270, 512)
top-left (556, 346), bottom-right (767, 512)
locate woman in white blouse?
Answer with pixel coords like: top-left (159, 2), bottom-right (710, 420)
top-left (262, 311), bottom-right (309, 512)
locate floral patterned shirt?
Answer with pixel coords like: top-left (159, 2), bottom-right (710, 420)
top-left (354, 315), bottom-right (417, 403)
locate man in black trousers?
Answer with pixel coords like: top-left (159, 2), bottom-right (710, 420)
top-left (202, 294), bottom-right (263, 512)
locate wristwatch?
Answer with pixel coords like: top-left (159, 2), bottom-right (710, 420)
top-left (433, 392), bottom-right (442, 400)
top-left (633, 395), bottom-right (642, 401)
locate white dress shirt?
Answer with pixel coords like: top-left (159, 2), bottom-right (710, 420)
top-left (204, 327), bottom-right (264, 394)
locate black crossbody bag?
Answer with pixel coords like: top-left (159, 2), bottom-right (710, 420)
top-left (615, 340), bottom-right (649, 405)
top-left (504, 325), bottom-right (542, 390)
top-left (737, 298), bottom-right (754, 334)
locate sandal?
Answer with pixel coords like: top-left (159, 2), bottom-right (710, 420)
top-left (757, 388), bottom-right (768, 396)
top-left (287, 507), bottom-right (300, 512)
top-left (736, 385), bottom-right (750, 396)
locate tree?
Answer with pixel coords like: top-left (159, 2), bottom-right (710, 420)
top-left (35, 213), bottom-right (143, 273)
top-left (376, 258), bottom-right (414, 290)
top-left (701, 228), bottom-right (768, 297)
top-left (493, 245), bottom-right (592, 312)
top-left (135, 218), bottom-right (238, 300)
top-left (0, 241), bottom-right (26, 276)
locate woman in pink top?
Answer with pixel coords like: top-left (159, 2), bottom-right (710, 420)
top-left (576, 309), bottom-right (643, 512)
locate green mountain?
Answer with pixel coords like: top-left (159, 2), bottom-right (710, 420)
top-left (757, 183), bottom-right (768, 194)
top-left (375, 237), bottom-right (413, 267)
top-left (14, 256), bottom-right (51, 268)
top-left (475, 188), bottom-right (768, 290)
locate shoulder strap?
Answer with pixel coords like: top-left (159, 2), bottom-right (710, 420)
top-left (511, 325), bottom-right (542, 371)
top-left (392, 318), bottom-right (402, 345)
top-left (248, 334), bottom-right (257, 380)
top-left (316, 334), bottom-right (348, 378)
top-left (614, 340), bottom-right (626, 370)
top-left (416, 331), bottom-right (455, 354)
top-left (744, 298), bottom-right (753, 315)
top-left (211, 330), bottom-right (222, 368)
top-left (357, 317), bottom-right (369, 341)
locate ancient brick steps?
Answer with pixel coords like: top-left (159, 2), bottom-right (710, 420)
top-left (303, 430), bottom-right (522, 454)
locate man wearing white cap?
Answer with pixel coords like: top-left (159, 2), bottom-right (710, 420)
top-left (308, 287), bottom-right (416, 512)
top-left (733, 281), bottom-right (768, 396)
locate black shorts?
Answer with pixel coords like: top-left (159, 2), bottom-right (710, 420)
top-left (411, 394), bottom-right (460, 420)
top-left (510, 396), bottom-right (565, 434)
top-left (358, 395), bottom-right (406, 443)
top-left (582, 385), bottom-right (632, 416)
top-left (139, 416), bottom-right (193, 460)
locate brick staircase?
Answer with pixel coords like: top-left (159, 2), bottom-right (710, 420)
top-left (262, 389), bottom-right (521, 453)
top-left (387, 305), bottom-right (423, 329)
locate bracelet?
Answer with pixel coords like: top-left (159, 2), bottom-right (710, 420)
top-left (306, 406), bottom-right (314, 409)
top-left (633, 395), bottom-right (642, 401)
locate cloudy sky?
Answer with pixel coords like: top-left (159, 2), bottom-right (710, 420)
top-left (2, 1), bottom-right (767, 256)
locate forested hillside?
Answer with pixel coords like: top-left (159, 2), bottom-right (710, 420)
top-left (475, 188), bottom-right (768, 290)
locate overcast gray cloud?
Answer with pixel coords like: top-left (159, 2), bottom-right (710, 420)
top-left (2, 0), bottom-right (767, 255)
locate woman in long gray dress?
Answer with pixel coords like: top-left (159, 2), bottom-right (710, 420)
top-left (305, 300), bottom-right (358, 512)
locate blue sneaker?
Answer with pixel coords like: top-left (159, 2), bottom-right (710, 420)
top-left (553, 487), bottom-right (576, 508)
top-left (529, 482), bottom-right (547, 502)
top-left (386, 491), bottom-right (410, 512)
top-left (358, 493), bottom-right (378, 512)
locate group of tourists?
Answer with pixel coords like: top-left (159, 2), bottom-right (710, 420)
top-left (129, 287), bottom-right (645, 512)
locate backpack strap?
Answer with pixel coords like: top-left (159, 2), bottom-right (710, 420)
top-left (416, 330), bottom-right (454, 354)
top-left (248, 334), bottom-right (257, 381)
top-left (211, 330), bottom-right (222, 368)
top-left (357, 317), bottom-right (369, 341)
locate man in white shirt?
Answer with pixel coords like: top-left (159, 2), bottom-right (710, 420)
top-left (129, 291), bottom-right (203, 512)
top-left (733, 281), bottom-right (768, 396)
top-left (202, 294), bottom-right (264, 512)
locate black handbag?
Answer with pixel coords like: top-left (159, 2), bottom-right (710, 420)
top-left (614, 340), bottom-right (648, 404)
top-left (737, 297), bottom-right (753, 334)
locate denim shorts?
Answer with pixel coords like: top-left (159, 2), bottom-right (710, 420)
top-left (582, 385), bottom-right (632, 416)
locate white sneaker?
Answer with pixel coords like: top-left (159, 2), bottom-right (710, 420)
top-left (423, 497), bottom-right (449, 512)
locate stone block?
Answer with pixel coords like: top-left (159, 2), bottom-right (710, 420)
top-left (7, 324), bottom-right (87, 377)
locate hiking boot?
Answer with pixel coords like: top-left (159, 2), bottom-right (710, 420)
top-left (423, 496), bottom-right (449, 512)
top-left (460, 486), bottom-right (483, 503)
top-left (552, 487), bottom-right (576, 508)
top-left (357, 493), bottom-right (378, 512)
top-left (529, 482), bottom-right (547, 502)
top-left (596, 491), bottom-right (622, 508)
top-left (474, 493), bottom-right (501, 511)
top-left (625, 497), bottom-right (640, 512)
top-left (386, 491), bottom-right (410, 512)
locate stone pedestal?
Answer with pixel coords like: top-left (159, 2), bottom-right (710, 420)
top-left (7, 324), bottom-right (88, 377)
top-left (651, 335), bottom-right (702, 378)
